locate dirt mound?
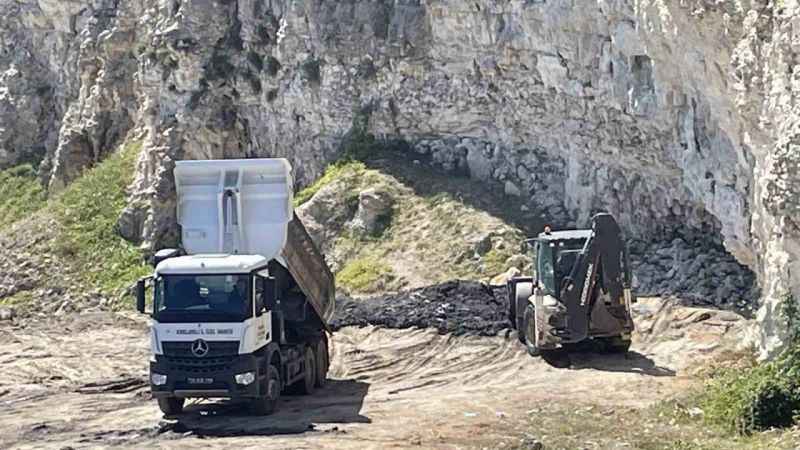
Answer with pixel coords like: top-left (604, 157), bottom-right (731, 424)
top-left (332, 280), bottom-right (510, 336)
top-left (295, 159), bottom-right (528, 296)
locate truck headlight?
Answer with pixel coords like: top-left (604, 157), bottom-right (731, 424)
top-left (235, 371), bottom-right (256, 386)
top-left (151, 373), bottom-right (168, 386)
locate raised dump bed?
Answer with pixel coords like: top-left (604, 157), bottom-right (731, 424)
top-left (173, 158), bottom-right (334, 329)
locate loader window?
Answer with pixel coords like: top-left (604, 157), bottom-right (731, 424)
top-left (154, 274), bottom-right (252, 322)
top-left (537, 243), bottom-right (556, 296)
top-left (555, 250), bottom-right (580, 279)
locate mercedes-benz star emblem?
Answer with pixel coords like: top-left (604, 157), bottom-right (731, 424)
top-left (191, 339), bottom-right (209, 357)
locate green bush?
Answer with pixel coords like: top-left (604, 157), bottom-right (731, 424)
top-left (0, 164), bottom-right (47, 229)
top-left (336, 256), bottom-right (394, 294)
top-left (701, 293), bottom-right (800, 434)
top-left (294, 161), bottom-right (366, 206)
top-left (339, 106), bottom-right (379, 162)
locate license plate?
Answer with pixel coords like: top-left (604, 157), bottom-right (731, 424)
top-left (187, 377), bottom-right (214, 384)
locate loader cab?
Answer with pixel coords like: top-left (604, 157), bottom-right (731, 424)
top-left (530, 229), bottom-right (592, 300)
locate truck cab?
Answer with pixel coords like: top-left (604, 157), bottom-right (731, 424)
top-left (146, 255), bottom-right (275, 410)
top-left (136, 159), bottom-right (334, 416)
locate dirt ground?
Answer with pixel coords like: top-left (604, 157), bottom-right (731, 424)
top-left (0, 298), bottom-right (748, 450)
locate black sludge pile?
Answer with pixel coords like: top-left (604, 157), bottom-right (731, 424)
top-left (332, 281), bottom-right (511, 336)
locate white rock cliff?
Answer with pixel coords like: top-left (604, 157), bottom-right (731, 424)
top-left (1, 0), bottom-right (797, 355)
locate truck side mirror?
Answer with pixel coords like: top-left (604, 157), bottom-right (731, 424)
top-left (136, 278), bottom-right (147, 314)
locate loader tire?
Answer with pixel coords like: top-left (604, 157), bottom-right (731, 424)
top-left (251, 364), bottom-right (281, 415)
top-left (513, 282), bottom-right (533, 344)
top-left (157, 397), bottom-right (184, 416)
top-left (603, 336), bottom-right (631, 354)
top-left (523, 304), bottom-right (541, 357)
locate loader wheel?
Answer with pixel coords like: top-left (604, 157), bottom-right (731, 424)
top-left (513, 282), bottom-right (533, 344)
top-left (295, 346), bottom-right (316, 395)
top-left (603, 336), bottom-right (632, 354)
top-left (157, 397), bottom-right (185, 416)
top-left (251, 364), bottom-right (281, 415)
top-left (315, 338), bottom-right (329, 388)
top-left (523, 304), bottom-right (541, 357)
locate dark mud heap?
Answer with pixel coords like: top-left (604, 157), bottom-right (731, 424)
top-left (332, 281), bottom-right (510, 336)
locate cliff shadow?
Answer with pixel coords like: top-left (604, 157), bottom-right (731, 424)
top-left (361, 145), bottom-right (548, 237)
top-left (160, 379), bottom-right (370, 438)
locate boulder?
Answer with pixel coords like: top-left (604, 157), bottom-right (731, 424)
top-left (504, 180), bottom-right (521, 197)
top-left (349, 188), bottom-right (395, 236)
top-left (505, 254), bottom-right (532, 271)
top-left (0, 307), bottom-right (16, 321)
top-left (490, 267), bottom-right (521, 286)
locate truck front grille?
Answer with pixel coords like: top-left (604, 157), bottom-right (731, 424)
top-left (161, 341), bottom-right (240, 374)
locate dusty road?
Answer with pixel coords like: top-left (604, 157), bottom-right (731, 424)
top-left (0, 298), bottom-right (746, 449)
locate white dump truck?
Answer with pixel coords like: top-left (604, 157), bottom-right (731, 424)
top-left (135, 158), bottom-right (335, 416)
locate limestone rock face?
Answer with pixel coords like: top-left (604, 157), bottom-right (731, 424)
top-left (1, 0), bottom-right (141, 187)
top-left (1, 0), bottom-right (799, 355)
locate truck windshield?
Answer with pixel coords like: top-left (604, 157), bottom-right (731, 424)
top-left (154, 275), bottom-right (251, 322)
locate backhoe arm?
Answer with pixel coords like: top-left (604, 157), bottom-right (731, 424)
top-left (558, 213), bottom-right (627, 342)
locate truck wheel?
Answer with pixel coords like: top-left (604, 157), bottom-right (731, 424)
top-left (251, 364), bottom-right (281, 415)
top-left (157, 397), bottom-right (185, 416)
top-left (314, 339), bottom-right (328, 388)
top-left (522, 304), bottom-right (541, 357)
top-left (296, 346), bottom-right (316, 395)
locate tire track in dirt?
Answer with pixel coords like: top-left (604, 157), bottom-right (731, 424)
top-left (0, 298), bottom-right (748, 449)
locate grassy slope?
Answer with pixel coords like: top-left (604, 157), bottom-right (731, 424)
top-left (296, 159), bottom-right (526, 295)
top-left (0, 140), bottom-right (149, 308)
top-left (294, 161), bottom-right (361, 207)
top-left (49, 141), bottom-right (151, 297)
top-left (0, 165), bottom-right (47, 229)
top-left (500, 399), bottom-right (799, 450)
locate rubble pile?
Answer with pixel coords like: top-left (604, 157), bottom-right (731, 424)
top-left (631, 234), bottom-right (758, 310)
top-left (332, 281), bottom-right (510, 336)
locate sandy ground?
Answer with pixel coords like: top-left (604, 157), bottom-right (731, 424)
top-left (0, 298), bottom-right (747, 450)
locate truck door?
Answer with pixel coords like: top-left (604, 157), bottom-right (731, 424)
top-left (251, 272), bottom-right (273, 349)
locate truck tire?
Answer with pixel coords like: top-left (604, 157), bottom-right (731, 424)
top-left (157, 397), bottom-right (185, 416)
top-left (251, 364), bottom-right (281, 415)
top-left (294, 346), bottom-right (316, 395)
top-left (522, 304), bottom-right (541, 357)
top-left (315, 339), bottom-right (328, 388)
